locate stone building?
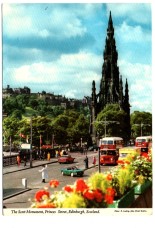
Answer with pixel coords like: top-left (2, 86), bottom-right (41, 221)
top-left (90, 11), bottom-right (131, 143)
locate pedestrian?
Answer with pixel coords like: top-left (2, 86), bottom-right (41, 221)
top-left (16, 155), bottom-right (21, 167)
top-left (47, 152), bottom-right (50, 161)
top-left (55, 150), bottom-right (59, 158)
top-left (92, 156), bottom-right (96, 166)
top-left (39, 164), bottom-right (48, 183)
top-left (23, 155), bottom-right (27, 166)
top-left (84, 155), bottom-right (88, 169)
top-left (41, 151), bottom-right (45, 160)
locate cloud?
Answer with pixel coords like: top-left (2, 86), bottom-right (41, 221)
top-left (116, 21), bottom-right (151, 43)
top-left (106, 3), bottom-right (151, 25)
top-left (118, 60), bottom-right (152, 113)
top-left (3, 3), bottom-right (102, 39)
top-left (2, 3), bottom-right (152, 115)
top-left (4, 51), bottom-right (102, 98)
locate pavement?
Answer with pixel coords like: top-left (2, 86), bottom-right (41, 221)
top-left (3, 151), bottom-right (98, 209)
top-left (3, 151), bottom-right (98, 175)
top-left (3, 157), bottom-right (58, 175)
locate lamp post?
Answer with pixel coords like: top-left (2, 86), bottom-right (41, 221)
top-left (95, 117), bottom-right (120, 137)
top-left (140, 123), bottom-right (143, 136)
top-left (134, 122), bottom-right (151, 136)
top-left (9, 136), bottom-right (11, 156)
top-left (96, 132), bottom-right (101, 173)
top-left (104, 117), bottom-right (107, 137)
top-left (98, 148), bottom-right (101, 173)
top-left (30, 117), bottom-right (33, 168)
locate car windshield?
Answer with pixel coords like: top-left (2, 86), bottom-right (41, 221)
top-left (107, 151), bottom-right (116, 155)
top-left (70, 166), bottom-right (78, 170)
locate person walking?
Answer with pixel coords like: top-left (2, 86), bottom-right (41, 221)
top-left (23, 155), bottom-right (27, 166)
top-left (39, 164), bottom-right (48, 183)
top-left (55, 150), bottom-right (59, 158)
top-left (84, 155), bottom-right (88, 169)
top-left (47, 152), bottom-right (50, 161)
top-left (92, 156), bottom-right (96, 166)
top-left (16, 155), bottom-right (21, 167)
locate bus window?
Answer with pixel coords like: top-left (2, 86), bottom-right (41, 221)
top-left (108, 140), bottom-right (113, 145)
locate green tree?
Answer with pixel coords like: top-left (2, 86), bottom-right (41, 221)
top-left (11, 110), bottom-right (23, 120)
top-left (94, 104), bottom-right (127, 138)
top-left (52, 106), bottom-right (65, 117)
top-left (3, 116), bottom-right (20, 144)
top-left (130, 111), bottom-right (152, 138)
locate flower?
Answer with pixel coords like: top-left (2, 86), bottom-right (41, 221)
top-left (130, 151), bottom-right (152, 184)
top-left (35, 190), bottom-right (50, 202)
top-left (49, 179), bottom-right (59, 188)
top-left (108, 163), bottom-right (135, 199)
top-left (63, 185), bottom-right (73, 193)
top-left (30, 172), bottom-right (115, 208)
top-left (74, 179), bottom-right (88, 193)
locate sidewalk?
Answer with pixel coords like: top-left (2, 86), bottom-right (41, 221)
top-left (3, 151), bottom-right (98, 175)
top-left (3, 157), bottom-right (58, 175)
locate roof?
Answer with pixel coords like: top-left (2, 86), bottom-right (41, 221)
top-left (100, 137), bottom-right (123, 141)
top-left (136, 136), bottom-right (152, 140)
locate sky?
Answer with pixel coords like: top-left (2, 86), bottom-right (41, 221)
top-left (2, 2), bottom-right (152, 114)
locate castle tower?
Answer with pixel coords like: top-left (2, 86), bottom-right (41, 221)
top-left (99, 11), bottom-right (121, 111)
top-left (90, 11), bottom-right (130, 143)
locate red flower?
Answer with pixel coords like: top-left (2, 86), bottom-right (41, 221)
top-left (106, 174), bottom-right (113, 181)
top-left (83, 190), bottom-right (95, 200)
top-left (75, 179), bottom-right (88, 193)
top-left (63, 185), bottom-right (73, 193)
top-left (105, 188), bottom-right (115, 204)
top-left (49, 180), bottom-right (59, 188)
top-left (35, 190), bottom-right (50, 202)
top-left (37, 203), bottom-right (56, 208)
top-left (125, 161), bottom-right (130, 164)
top-left (93, 189), bottom-right (104, 203)
top-left (117, 160), bottom-right (125, 165)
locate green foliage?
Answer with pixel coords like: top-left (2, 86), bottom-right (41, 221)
top-left (2, 94), bottom-right (152, 146)
top-left (3, 116), bottom-right (20, 143)
top-left (111, 165), bottom-right (134, 197)
top-left (95, 104), bottom-right (127, 138)
top-left (88, 172), bottom-right (111, 193)
top-left (131, 154), bottom-right (152, 183)
top-left (131, 111), bottom-right (152, 137)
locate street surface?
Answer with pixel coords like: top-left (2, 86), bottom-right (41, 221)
top-left (3, 151), bottom-right (113, 208)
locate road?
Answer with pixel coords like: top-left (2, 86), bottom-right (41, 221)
top-left (3, 151), bottom-right (113, 208)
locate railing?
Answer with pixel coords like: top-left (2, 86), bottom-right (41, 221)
top-left (3, 155), bottom-right (18, 167)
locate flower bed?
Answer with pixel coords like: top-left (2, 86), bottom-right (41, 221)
top-left (31, 173), bottom-right (115, 208)
top-left (108, 187), bottom-right (135, 208)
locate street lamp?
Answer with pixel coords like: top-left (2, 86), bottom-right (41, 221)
top-left (80, 138), bottom-right (82, 147)
top-left (98, 148), bottom-right (101, 173)
top-left (30, 117), bottom-right (33, 168)
top-left (141, 123), bottom-right (143, 136)
top-left (134, 122), bottom-right (151, 136)
top-left (95, 117), bottom-right (120, 137)
top-left (9, 136), bottom-right (12, 156)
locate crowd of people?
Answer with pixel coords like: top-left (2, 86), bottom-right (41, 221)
top-left (16, 147), bottom-right (97, 171)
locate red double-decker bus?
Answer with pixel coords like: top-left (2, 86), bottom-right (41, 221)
top-left (99, 137), bottom-right (124, 165)
top-left (135, 136), bottom-right (152, 155)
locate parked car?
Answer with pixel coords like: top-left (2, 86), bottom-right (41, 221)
top-left (58, 155), bottom-right (75, 164)
top-left (61, 166), bottom-right (84, 177)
